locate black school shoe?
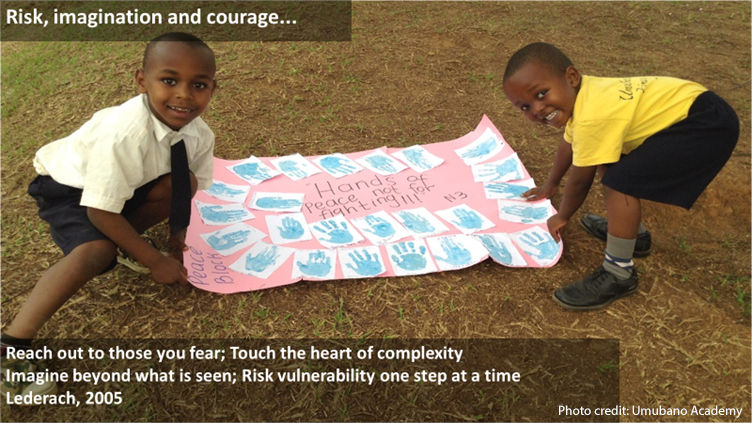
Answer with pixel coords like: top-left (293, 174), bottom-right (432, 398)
top-left (579, 214), bottom-right (652, 258)
top-left (552, 266), bottom-right (639, 311)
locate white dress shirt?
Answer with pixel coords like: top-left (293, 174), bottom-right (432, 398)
top-left (33, 94), bottom-right (215, 214)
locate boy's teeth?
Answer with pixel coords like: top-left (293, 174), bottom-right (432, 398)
top-left (545, 110), bottom-right (557, 121)
top-left (170, 106), bottom-right (190, 112)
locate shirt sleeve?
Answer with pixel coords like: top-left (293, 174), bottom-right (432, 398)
top-left (570, 119), bottom-right (631, 167)
top-left (190, 131), bottom-right (216, 191)
top-left (80, 134), bottom-right (146, 213)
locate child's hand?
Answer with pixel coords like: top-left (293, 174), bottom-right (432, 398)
top-left (546, 214), bottom-right (568, 243)
top-left (521, 182), bottom-right (558, 201)
top-left (168, 229), bottom-right (189, 263)
top-left (150, 255), bottom-right (189, 286)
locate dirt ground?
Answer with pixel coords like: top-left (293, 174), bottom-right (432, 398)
top-left (1, 2), bottom-right (750, 422)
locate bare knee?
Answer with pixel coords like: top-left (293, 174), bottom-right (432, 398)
top-left (147, 175), bottom-right (172, 204)
top-left (68, 240), bottom-right (117, 274)
top-left (189, 172), bottom-right (198, 197)
top-left (605, 188), bottom-right (640, 206)
top-left (147, 172), bottom-right (199, 204)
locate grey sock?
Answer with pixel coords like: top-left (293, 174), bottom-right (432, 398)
top-left (638, 223), bottom-right (647, 235)
top-left (603, 234), bottom-right (636, 280)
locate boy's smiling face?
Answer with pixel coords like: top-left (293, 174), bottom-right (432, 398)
top-left (136, 42), bottom-right (216, 131)
top-left (503, 61), bottom-right (581, 129)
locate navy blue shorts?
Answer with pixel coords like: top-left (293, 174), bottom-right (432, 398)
top-left (28, 175), bottom-right (164, 272)
top-left (601, 91), bottom-right (739, 209)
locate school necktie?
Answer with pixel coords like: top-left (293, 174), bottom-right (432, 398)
top-left (170, 140), bottom-right (191, 234)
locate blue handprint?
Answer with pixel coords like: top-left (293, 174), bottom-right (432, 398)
top-left (256, 196), bottom-right (302, 210)
top-left (314, 220), bottom-right (354, 245)
top-left (296, 251), bottom-right (332, 277)
top-left (391, 242), bottom-right (428, 271)
top-left (501, 205), bottom-right (549, 223)
top-left (399, 212), bottom-right (435, 234)
top-left (434, 238), bottom-right (472, 266)
top-left (233, 162), bottom-right (273, 181)
top-left (207, 182), bottom-right (245, 197)
top-left (461, 138), bottom-right (496, 159)
top-left (402, 149), bottom-right (432, 171)
top-left (320, 156), bottom-right (359, 176)
top-left (478, 235), bottom-right (514, 265)
top-left (518, 232), bottom-right (560, 261)
top-left (244, 246), bottom-right (280, 273)
top-left (346, 249), bottom-right (384, 277)
top-left (278, 216), bottom-right (305, 240)
top-left (206, 229), bottom-right (250, 251)
top-left (485, 183), bottom-right (528, 198)
top-left (279, 160), bottom-right (308, 179)
top-left (363, 215), bottom-right (396, 238)
top-left (452, 209), bottom-right (483, 230)
top-left (478, 159), bottom-right (522, 181)
top-left (200, 205), bottom-right (248, 223)
top-left (365, 155), bottom-right (398, 173)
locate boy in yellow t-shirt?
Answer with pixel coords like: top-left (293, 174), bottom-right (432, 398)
top-left (502, 42), bottom-right (738, 311)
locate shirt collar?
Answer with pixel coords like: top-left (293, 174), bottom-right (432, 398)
top-left (565, 75), bottom-right (588, 134)
top-left (141, 94), bottom-right (201, 146)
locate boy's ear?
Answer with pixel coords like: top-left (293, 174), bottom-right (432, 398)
top-left (565, 66), bottom-right (581, 89)
top-left (135, 69), bottom-right (148, 94)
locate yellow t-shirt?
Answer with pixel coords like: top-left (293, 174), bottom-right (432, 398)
top-left (564, 75), bottom-right (706, 167)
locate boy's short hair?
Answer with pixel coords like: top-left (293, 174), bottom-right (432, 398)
top-left (503, 42), bottom-right (574, 82)
top-left (143, 32), bottom-right (215, 71)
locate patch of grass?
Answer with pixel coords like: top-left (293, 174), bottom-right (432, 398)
top-left (721, 236), bottom-right (736, 249)
top-left (707, 274), bottom-right (751, 317)
top-left (736, 287), bottom-right (751, 318)
top-left (717, 274), bottom-right (748, 287)
top-left (235, 298), bottom-right (246, 312)
top-left (335, 399), bottom-right (349, 421)
top-left (671, 272), bottom-right (691, 282)
top-left (333, 297), bottom-right (352, 334)
top-left (493, 386), bottom-right (520, 410)
top-left (400, 393), bottom-right (418, 406)
top-left (679, 236), bottom-right (692, 254)
top-left (597, 360), bottom-right (620, 373)
top-left (311, 318), bottom-right (326, 337)
top-left (708, 284), bottom-right (719, 301)
top-left (254, 307), bottom-right (269, 319)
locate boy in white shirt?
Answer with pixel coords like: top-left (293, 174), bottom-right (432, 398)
top-left (1, 32), bottom-right (217, 400)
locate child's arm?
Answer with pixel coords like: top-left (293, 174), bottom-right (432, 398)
top-left (167, 229), bottom-right (188, 262)
top-left (166, 169), bottom-right (201, 262)
top-left (87, 208), bottom-right (189, 286)
top-left (521, 138), bottom-right (573, 201)
top-left (546, 164), bottom-right (597, 242)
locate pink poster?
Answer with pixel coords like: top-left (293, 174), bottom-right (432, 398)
top-left (184, 116), bottom-right (562, 293)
